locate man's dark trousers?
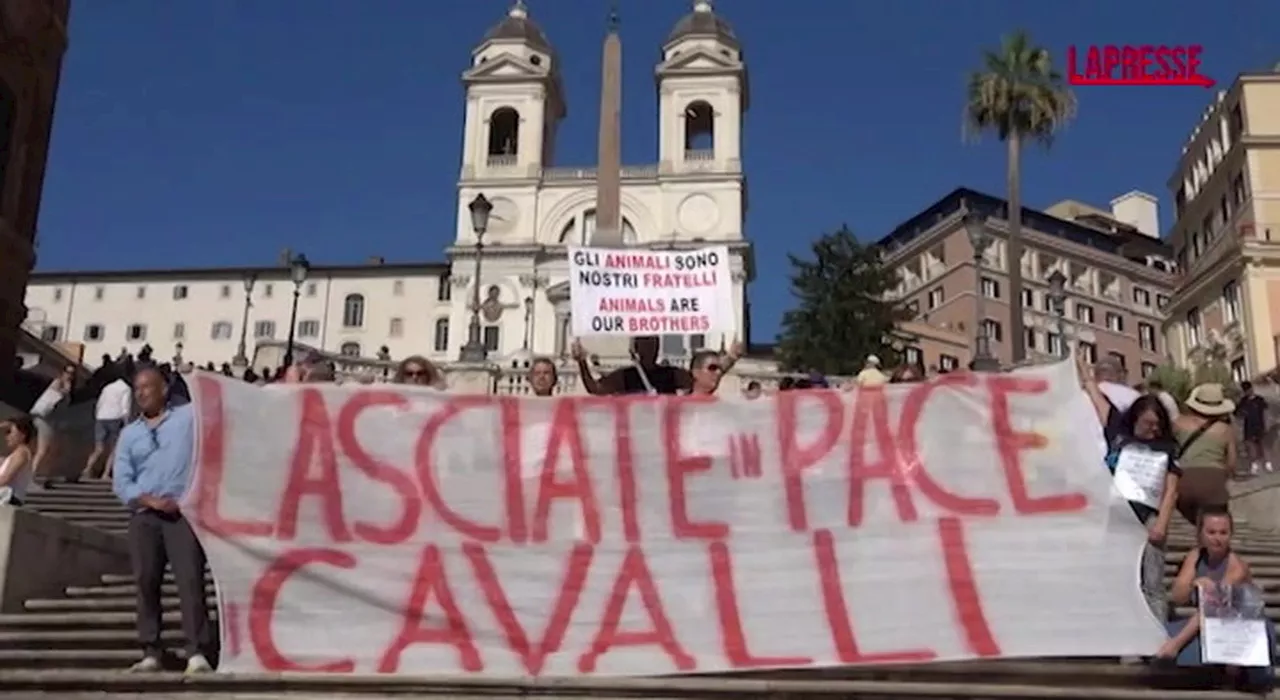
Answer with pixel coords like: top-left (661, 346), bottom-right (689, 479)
top-left (128, 509), bottom-right (215, 660)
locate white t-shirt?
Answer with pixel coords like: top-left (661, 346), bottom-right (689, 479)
top-left (0, 451), bottom-right (33, 504)
top-left (95, 380), bottom-right (132, 421)
top-left (29, 383), bottom-right (66, 418)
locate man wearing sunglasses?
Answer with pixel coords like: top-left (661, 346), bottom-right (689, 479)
top-left (111, 367), bottom-right (214, 675)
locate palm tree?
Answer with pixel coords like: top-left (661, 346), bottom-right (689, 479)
top-left (964, 31), bottom-right (1077, 363)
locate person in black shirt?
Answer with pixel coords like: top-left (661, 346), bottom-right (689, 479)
top-left (1235, 381), bottom-right (1270, 475)
top-left (573, 336), bottom-right (742, 396)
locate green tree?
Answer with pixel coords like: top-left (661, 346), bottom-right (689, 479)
top-left (964, 30), bottom-right (1077, 363)
top-left (775, 225), bottom-right (914, 375)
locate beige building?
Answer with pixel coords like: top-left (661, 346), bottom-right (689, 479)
top-left (1163, 70), bottom-right (1280, 381)
top-left (881, 188), bottom-right (1175, 377)
top-left (0, 0), bottom-right (69, 383)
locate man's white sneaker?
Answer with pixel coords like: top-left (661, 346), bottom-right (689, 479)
top-left (185, 653), bottom-right (213, 674)
top-left (127, 656), bottom-right (162, 673)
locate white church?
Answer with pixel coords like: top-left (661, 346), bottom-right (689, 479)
top-left (21, 1), bottom-right (754, 371)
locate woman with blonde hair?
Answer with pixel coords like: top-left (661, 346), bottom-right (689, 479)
top-left (394, 355), bottom-right (445, 389)
top-left (1173, 383), bottom-right (1237, 523)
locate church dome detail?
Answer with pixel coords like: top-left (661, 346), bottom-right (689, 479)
top-left (666, 0), bottom-right (738, 47)
top-left (481, 1), bottom-right (552, 52)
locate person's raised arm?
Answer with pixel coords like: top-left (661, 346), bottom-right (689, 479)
top-left (1075, 346), bottom-right (1110, 426)
top-left (572, 340), bottom-right (625, 395)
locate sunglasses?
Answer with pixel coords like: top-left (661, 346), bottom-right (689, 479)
top-left (402, 369), bottom-right (430, 379)
top-left (702, 364), bottom-right (722, 373)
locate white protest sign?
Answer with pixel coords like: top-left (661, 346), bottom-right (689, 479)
top-left (1200, 581), bottom-right (1271, 667)
top-left (184, 361), bottom-right (1166, 677)
top-left (568, 246), bottom-right (734, 337)
top-left (1112, 446), bottom-right (1168, 510)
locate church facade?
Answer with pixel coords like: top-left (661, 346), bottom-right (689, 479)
top-left (21, 1), bottom-right (755, 370)
top-left (444, 0), bottom-right (753, 361)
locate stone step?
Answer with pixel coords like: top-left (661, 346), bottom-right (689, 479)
top-left (0, 666), bottom-right (1266, 698)
top-left (24, 503), bottom-right (127, 514)
top-left (0, 648), bottom-right (139, 670)
top-left (65, 583), bottom-right (214, 598)
top-left (0, 610), bottom-right (219, 630)
top-left (0, 627), bottom-right (186, 649)
top-left (25, 596), bottom-right (217, 612)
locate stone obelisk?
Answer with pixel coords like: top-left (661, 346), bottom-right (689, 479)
top-left (584, 5), bottom-right (631, 360)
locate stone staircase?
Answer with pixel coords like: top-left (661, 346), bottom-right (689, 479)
top-left (4, 481), bottom-right (1277, 697)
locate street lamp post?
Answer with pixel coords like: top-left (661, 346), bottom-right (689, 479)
top-left (964, 207), bottom-right (1000, 372)
top-left (459, 194), bottom-right (493, 363)
top-left (233, 275), bottom-right (257, 369)
top-left (1047, 269), bottom-right (1068, 359)
top-left (282, 254), bottom-right (311, 369)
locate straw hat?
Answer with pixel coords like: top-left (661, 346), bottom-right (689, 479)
top-left (1185, 383), bottom-right (1235, 417)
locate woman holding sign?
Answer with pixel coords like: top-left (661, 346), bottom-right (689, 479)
top-left (1078, 347), bottom-right (1181, 623)
top-left (1158, 508), bottom-right (1273, 691)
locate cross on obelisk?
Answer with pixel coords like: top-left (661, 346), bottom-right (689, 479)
top-left (582, 3), bottom-right (631, 361)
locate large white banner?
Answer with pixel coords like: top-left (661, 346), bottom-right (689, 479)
top-left (568, 246), bottom-right (734, 337)
top-left (184, 361), bottom-right (1166, 677)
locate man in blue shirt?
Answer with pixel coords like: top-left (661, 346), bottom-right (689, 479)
top-left (112, 366), bottom-right (213, 674)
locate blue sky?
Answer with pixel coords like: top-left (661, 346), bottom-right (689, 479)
top-left (35, 0), bottom-right (1277, 342)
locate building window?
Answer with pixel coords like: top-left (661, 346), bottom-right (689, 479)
top-left (211, 321), bottom-right (233, 340)
top-left (1141, 362), bottom-right (1157, 379)
top-left (306, 282), bottom-right (318, 298)
top-left (94, 286), bottom-right (105, 301)
top-left (482, 326), bottom-right (500, 352)
top-left (262, 283), bottom-right (274, 299)
top-left (297, 320), bottom-right (320, 338)
top-left (84, 324), bottom-right (104, 342)
top-left (1223, 281), bottom-right (1240, 324)
top-left (1079, 341), bottom-right (1098, 364)
top-left (1105, 313), bottom-right (1124, 332)
top-left (981, 319), bottom-right (1003, 343)
top-left (1231, 358), bottom-right (1247, 382)
top-left (438, 275), bottom-right (452, 302)
top-left (1231, 172), bottom-right (1246, 207)
top-left (927, 287), bottom-right (944, 309)
top-left (1047, 333), bottom-right (1063, 357)
top-left (1075, 304), bottom-right (1094, 324)
top-left (1156, 294), bottom-right (1170, 310)
top-left (173, 285), bottom-right (188, 300)
top-left (135, 286), bottom-right (146, 300)
top-left (126, 324), bottom-right (147, 342)
top-left (1024, 329), bottom-right (1037, 351)
top-left (1021, 288), bottom-right (1033, 308)
top-left (433, 318), bottom-right (450, 352)
top-left (1139, 323), bottom-right (1156, 352)
top-left (1132, 287), bottom-right (1150, 306)
top-left (981, 277), bottom-right (1001, 299)
top-left (340, 342), bottom-right (361, 357)
top-left (220, 285), bottom-right (231, 299)
top-left (342, 294), bottom-right (365, 328)
top-left (253, 320), bottom-right (276, 339)
top-left (1108, 351), bottom-right (1126, 370)
top-left (690, 334), bottom-right (706, 351)
top-left (939, 355), bottom-right (959, 372)
top-left (1175, 186), bottom-right (1186, 218)
top-left (1228, 104), bottom-right (1243, 142)
top-left (52, 288), bottom-right (63, 302)
top-left (1186, 307), bottom-right (1202, 347)
top-left (39, 325), bottom-right (62, 342)
top-left (904, 346), bottom-right (922, 367)
top-left (392, 280), bottom-right (404, 296)
top-left (389, 317), bottom-right (404, 337)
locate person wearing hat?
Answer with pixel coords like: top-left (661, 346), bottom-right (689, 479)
top-left (1173, 383), bottom-right (1237, 524)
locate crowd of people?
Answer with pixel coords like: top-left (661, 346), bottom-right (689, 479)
top-left (0, 336), bottom-right (1275, 685)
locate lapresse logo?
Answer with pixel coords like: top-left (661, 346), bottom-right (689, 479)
top-left (1066, 45), bottom-right (1214, 88)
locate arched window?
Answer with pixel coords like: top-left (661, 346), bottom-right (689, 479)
top-left (487, 108), bottom-right (520, 160)
top-left (558, 209), bottom-right (637, 245)
top-left (433, 318), bottom-right (449, 352)
top-left (683, 100), bottom-right (715, 154)
top-left (339, 342), bottom-right (362, 357)
top-left (342, 294), bottom-right (365, 328)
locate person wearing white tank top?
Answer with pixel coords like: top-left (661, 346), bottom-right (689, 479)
top-left (0, 415), bottom-right (37, 506)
